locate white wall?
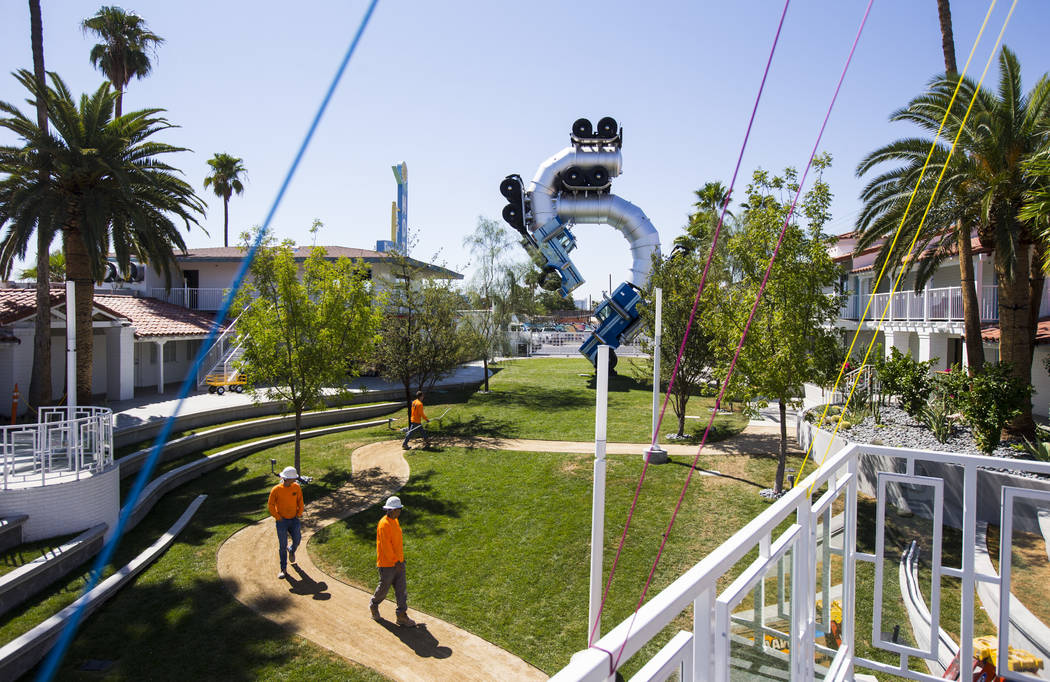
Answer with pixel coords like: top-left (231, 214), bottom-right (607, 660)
top-left (0, 465), bottom-right (119, 541)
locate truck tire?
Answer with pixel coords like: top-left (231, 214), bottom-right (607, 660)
top-left (217, 386), bottom-right (225, 395)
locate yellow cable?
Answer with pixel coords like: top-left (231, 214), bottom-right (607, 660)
top-left (794, 0), bottom-right (1017, 492)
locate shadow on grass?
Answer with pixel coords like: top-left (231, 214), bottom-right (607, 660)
top-left (667, 458), bottom-right (767, 489)
top-left (324, 470), bottom-right (463, 543)
top-left (585, 373), bottom-right (649, 393)
top-left (430, 415), bottom-right (515, 441)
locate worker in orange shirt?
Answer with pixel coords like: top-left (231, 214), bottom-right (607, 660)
top-left (267, 466), bottom-right (304, 579)
top-left (369, 495), bottom-right (416, 626)
top-left (402, 390), bottom-right (430, 449)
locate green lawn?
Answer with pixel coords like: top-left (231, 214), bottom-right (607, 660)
top-left (418, 357), bottom-right (748, 444)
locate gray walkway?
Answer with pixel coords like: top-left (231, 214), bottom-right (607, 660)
top-left (109, 364), bottom-right (489, 432)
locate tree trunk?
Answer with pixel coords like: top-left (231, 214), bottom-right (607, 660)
top-left (1028, 244), bottom-right (1045, 368)
top-left (223, 195), bottom-right (229, 248)
top-left (405, 385), bottom-right (413, 422)
top-left (28, 0), bottom-right (52, 409)
top-left (775, 399), bottom-right (787, 494)
top-left (483, 357), bottom-right (489, 392)
top-left (957, 223), bottom-right (984, 374)
top-left (294, 407), bottom-right (302, 474)
top-left (63, 228), bottom-right (95, 405)
top-left (936, 0), bottom-right (958, 74)
top-left (997, 249), bottom-right (1036, 438)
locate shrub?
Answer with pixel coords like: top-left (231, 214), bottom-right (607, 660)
top-left (933, 363), bottom-right (970, 415)
top-left (957, 362), bottom-right (1032, 454)
top-left (918, 399), bottom-right (953, 443)
top-left (876, 347), bottom-right (936, 419)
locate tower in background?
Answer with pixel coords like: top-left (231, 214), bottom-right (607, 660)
top-left (377, 162), bottom-right (408, 254)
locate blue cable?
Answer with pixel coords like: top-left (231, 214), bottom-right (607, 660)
top-left (37, 1), bottom-right (380, 678)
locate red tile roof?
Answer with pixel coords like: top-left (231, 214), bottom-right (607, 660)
top-left (0, 288), bottom-right (65, 325)
top-left (177, 245), bottom-right (386, 260)
top-left (980, 317), bottom-right (1050, 345)
top-left (94, 295), bottom-right (224, 338)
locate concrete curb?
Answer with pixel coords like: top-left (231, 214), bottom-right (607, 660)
top-left (0, 524), bottom-right (106, 618)
top-left (0, 496), bottom-right (206, 682)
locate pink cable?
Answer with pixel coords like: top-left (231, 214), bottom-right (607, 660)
top-left (588, 0), bottom-right (792, 649)
top-left (610, 0), bottom-right (874, 670)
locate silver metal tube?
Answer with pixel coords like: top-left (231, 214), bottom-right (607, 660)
top-left (528, 147), bottom-right (622, 228)
top-left (557, 194), bottom-right (661, 287)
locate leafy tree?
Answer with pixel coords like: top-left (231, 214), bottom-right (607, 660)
top-left (640, 250), bottom-right (717, 437)
top-left (82, 5), bottom-right (164, 117)
top-left (234, 227), bottom-right (382, 473)
top-left (463, 216), bottom-right (515, 391)
top-left (713, 159), bottom-right (844, 494)
top-left (373, 252), bottom-right (474, 420)
top-left (18, 250), bottom-right (64, 281)
top-left (0, 71), bottom-right (203, 404)
top-left (957, 362), bottom-right (1031, 453)
top-left (671, 181), bottom-right (735, 258)
top-left (855, 47), bottom-right (1050, 437)
top-left (204, 153), bottom-right (247, 248)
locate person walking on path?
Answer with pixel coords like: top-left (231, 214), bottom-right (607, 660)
top-left (268, 466), bottom-right (304, 579)
top-left (369, 495), bottom-right (416, 626)
top-left (402, 391), bottom-right (430, 450)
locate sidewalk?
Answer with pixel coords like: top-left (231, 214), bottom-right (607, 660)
top-left (109, 364), bottom-right (489, 432)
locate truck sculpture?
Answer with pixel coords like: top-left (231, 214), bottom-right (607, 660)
top-left (499, 117), bottom-right (660, 372)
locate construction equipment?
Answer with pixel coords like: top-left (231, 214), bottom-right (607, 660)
top-left (942, 636), bottom-right (1044, 681)
top-left (204, 372), bottom-right (246, 395)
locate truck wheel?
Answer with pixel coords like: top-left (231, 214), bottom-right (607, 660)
top-left (608, 349), bottom-right (618, 375)
top-left (234, 385), bottom-right (243, 393)
top-left (217, 386), bottom-right (225, 395)
top-left (208, 386), bottom-right (216, 394)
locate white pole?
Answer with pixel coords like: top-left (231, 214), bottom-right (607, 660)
top-left (588, 344), bottom-right (609, 646)
top-left (65, 280), bottom-right (76, 410)
top-left (646, 289), bottom-right (668, 463)
top-left (651, 288), bottom-right (662, 442)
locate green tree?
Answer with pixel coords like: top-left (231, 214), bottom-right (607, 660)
top-left (374, 252), bottom-right (474, 420)
top-left (82, 5), bottom-right (164, 117)
top-left (463, 216), bottom-right (515, 391)
top-left (641, 251), bottom-right (717, 437)
top-left (855, 47), bottom-right (1050, 437)
top-left (234, 227), bottom-right (382, 473)
top-left (671, 181), bottom-right (735, 258)
top-left (0, 71), bottom-right (203, 404)
top-left (716, 160), bottom-right (844, 494)
top-left (204, 153), bottom-right (247, 248)
top-left (18, 250), bottom-right (64, 281)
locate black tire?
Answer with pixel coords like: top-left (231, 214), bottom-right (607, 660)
top-left (499, 176), bottom-right (521, 200)
top-left (234, 385), bottom-right (244, 393)
top-left (562, 166), bottom-right (586, 187)
top-left (208, 386), bottom-right (216, 394)
top-left (588, 166), bottom-right (609, 186)
top-left (502, 204), bottom-right (524, 229)
top-left (608, 349), bottom-right (618, 375)
top-left (217, 386), bottom-right (225, 395)
top-left (596, 116), bottom-right (618, 138)
top-left (572, 118), bottom-right (593, 138)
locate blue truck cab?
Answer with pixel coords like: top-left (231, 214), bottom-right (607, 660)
top-left (528, 218), bottom-right (584, 298)
top-left (579, 282), bottom-right (644, 369)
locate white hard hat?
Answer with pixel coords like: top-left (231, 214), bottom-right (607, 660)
top-left (280, 466), bottom-right (298, 480)
top-left (382, 496), bottom-right (403, 510)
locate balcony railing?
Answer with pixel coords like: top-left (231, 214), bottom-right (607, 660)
top-left (550, 436), bottom-right (1050, 682)
top-left (150, 288), bottom-right (230, 311)
top-left (839, 284), bottom-right (1050, 325)
top-left (1, 406), bottom-right (114, 489)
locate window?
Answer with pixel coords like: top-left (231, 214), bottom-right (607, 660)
top-left (164, 343), bottom-right (176, 363)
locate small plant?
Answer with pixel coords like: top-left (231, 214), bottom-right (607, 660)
top-left (1021, 437), bottom-right (1050, 463)
top-left (957, 362), bottom-right (1032, 454)
top-left (918, 399), bottom-right (953, 443)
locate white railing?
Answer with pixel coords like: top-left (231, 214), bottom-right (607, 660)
top-left (196, 312), bottom-right (242, 387)
top-left (150, 287), bottom-right (230, 311)
top-left (1, 406), bottom-right (114, 489)
top-left (550, 440), bottom-right (1050, 682)
top-left (841, 286), bottom-right (1002, 324)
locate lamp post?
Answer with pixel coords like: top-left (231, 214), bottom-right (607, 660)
top-left (645, 288), bottom-right (667, 464)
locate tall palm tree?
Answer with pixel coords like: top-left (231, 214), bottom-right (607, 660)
top-left (935, 0), bottom-right (984, 373)
top-left (204, 153), bottom-right (247, 247)
top-left (0, 71), bottom-right (204, 404)
top-left (28, 0), bottom-right (53, 406)
top-left (855, 46), bottom-right (1050, 436)
top-left (82, 6), bottom-right (164, 118)
top-left (671, 181), bottom-right (733, 257)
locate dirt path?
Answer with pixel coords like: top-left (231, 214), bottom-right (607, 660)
top-left (216, 427), bottom-right (788, 681)
top-left (217, 441), bottom-right (546, 682)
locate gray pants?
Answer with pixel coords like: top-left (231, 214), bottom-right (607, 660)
top-left (402, 422), bottom-right (429, 448)
top-left (370, 561), bottom-right (408, 613)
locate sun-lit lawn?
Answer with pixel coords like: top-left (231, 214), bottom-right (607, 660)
top-left (420, 357), bottom-right (748, 445)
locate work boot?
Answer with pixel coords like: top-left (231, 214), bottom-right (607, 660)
top-left (288, 547), bottom-right (296, 564)
top-left (370, 604), bottom-right (382, 621)
top-left (395, 611), bottom-right (416, 627)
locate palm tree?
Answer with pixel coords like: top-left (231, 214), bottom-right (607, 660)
top-left (0, 70), bottom-right (204, 404)
top-left (204, 154), bottom-right (247, 247)
top-left (28, 0), bottom-right (53, 406)
top-left (671, 181), bottom-right (734, 257)
top-left (855, 46), bottom-right (1050, 436)
top-left (82, 6), bottom-right (164, 118)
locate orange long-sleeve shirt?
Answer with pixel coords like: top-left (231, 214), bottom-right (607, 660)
top-left (268, 482), bottom-right (304, 520)
top-left (410, 399), bottom-right (427, 423)
top-left (376, 515), bottom-right (404, 567)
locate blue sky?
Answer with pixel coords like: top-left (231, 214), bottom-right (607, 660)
top-left (1, 1), bottom-right (1047, 300)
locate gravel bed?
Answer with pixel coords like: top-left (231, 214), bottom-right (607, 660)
top-left (817, 405), bottom-right (1049, 481)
